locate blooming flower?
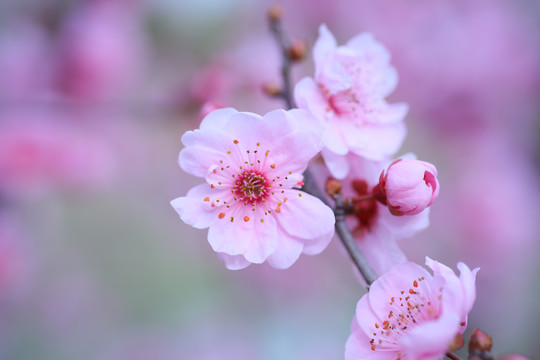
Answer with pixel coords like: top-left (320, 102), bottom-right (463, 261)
top-left (345, 258), bottom-right (479, 360)
top-left (294, 24), bottom-right (408, 179)
top-left (313, 153), bottom-right (429, 275)
top-left (170, 108), bottom-right (335, 270)
top-left (377, 159), bottom-right (439, 216)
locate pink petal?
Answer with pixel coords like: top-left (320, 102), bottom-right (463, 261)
top-left (321, 148), bottom-right (350, 179)
top-left (354, 225), bottom-right (408, 275)
top-left (378, 206), bottom-right (430, 238)
top-left (313, 24), bottom-right (337, 69)
top-left (179, 144), bottom-right (225, 178)
top-left (301, 229), bottom-right (334, 256)
top-left (322, 124), bottom-right (349, 155)
top-left (318, 60), bottom-right (354, 94)
top-left (368, 262), bottom-right (432, 318)
top-left (199, 107), bottom-right (238, 131)
top-left (275, 189), bottom-right (335, 241)
top-left (398, 309), bottom-right (461, 360)
top-left (260, 111), bottom-right (324, 175)
top-left (294, 77), bottom-right (323, 111)
top-left (348, 120), bottom-right (407, 160)
top-left (218, 253), bottom-right (251, 270)
top-left (345, 328), bottom-right (395, 360)
top-left (207, 208), bottom-right (254, 255)
top-left (345, 33), bottom-right (389, 63)
top-left (242, 215), bottom-right (278, 264)
top-left (170, 183), bottom-right (222, 229)
top-left (265, 228), bottom-right (304, 269)
top-left (457, 262), bottom-right (480, 314)
top-left (346, 153), bottom-right (385, 184)
top-left (223, 111), bottom-right (263, 150)
top-left (354, 295), bottom-right (384, 340)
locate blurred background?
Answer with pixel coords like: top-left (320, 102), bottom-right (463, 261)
top-left (0, 0), bottom-right (539, 359)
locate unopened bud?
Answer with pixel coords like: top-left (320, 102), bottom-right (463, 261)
top-left (448, 333), bottom-right (464, 351)
top-left (325, 178), bottom-right (342, 198)
top-left (469, 328), bottom-right (493, 353)
top-left (379, 159), bottom-right (439, 216)
top-left (267, 4), bottom-right (283, 22)
top-left (288, 40), bottom-right (307, 62)
top-left (262, 83), bottom-right (282, 97)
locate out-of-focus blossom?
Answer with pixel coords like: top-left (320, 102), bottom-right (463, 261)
top-left (345, 258), bottom-right (479, 360)
top-left (56, 0), bottom-right (146, 101)
top-left (350, 0), bottom-right (540, 138)
top-left (181, 34), bottom-right (283, 116)
top-left (377, 159), bottom-right (439, 216)
top-left (295, 24), bottom-right (407, 178)
top-left (171, 108), bottom-right (334, 269)
top-left (0, 116), bottom-right (115, 197)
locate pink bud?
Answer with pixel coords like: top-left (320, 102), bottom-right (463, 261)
top-left (379, 159), bottom-right (439, 216)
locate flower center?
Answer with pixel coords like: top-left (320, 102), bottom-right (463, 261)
top-left (205, 139), bottom-right (297, 223)
top-left (369, 277), bottom-right (440, 355)
top-left (234, 170), bottom-right (270, 204)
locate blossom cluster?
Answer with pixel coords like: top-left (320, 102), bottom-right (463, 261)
top-left (171, 23), bottom-right (477, 359)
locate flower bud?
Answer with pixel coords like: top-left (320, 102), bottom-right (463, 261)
top-left (267, 4), bottom-right (283, 22)
top-left (469, 328), bottom-right (493, 353)
top-left (325, 177), bottom-right (342, 198)
top-left (379, 159), bottom-right (439, 216)
top-left (288, 40), bottom-right (307, 62)
top-left (449, 333), bottom-right (464, 351)
top-left (262, 83), bottom-right (282, 97)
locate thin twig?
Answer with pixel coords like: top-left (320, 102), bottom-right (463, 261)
top-left (333, 194), bottom-right (378, 285)
top-left (268, 8), bottom-right (378, 287)
top-left (446, 351), bottom-right (463, 360)
top-left (268, 10), bottom-right (296, 109)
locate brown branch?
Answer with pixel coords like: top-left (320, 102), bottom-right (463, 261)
top-left (268, 6), bottom-right (296, 109)
top-left (268, 8), bottom-right (378, 287)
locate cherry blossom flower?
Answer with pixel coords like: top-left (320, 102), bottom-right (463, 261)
top-left (377, 159), bottom-right (439, 216)
top-left (295, 24), bottom-right (408, 178)
top-left (170, 108), bottom-right (335, 270)
top-left (345, 258), bottom-right (479, 360)
top-left (56, 0), bottom-right (146, 101)
top-left (314, 153), bottom-right (429, 275)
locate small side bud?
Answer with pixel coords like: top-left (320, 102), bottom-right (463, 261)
top-left (379, 159), bottom-right (439, 216)
top-left (288, 40), bottom-right (307, 62)
top-left (262, 83), bottom-right (282, 97)
top-left (448, 333), bottom-right (464, 351)
top-left (469, 329), bottom-right (494, 360)
top-left (325, 178), bottom-right (342, 198)
top-left (267, 4), bottom-right (283, 22)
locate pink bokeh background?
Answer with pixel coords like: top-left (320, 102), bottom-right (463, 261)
top-left (0, 0), bottom-right (539, 358)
